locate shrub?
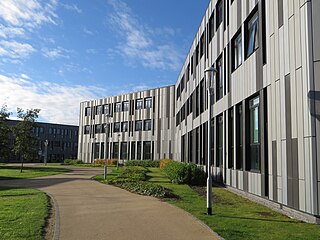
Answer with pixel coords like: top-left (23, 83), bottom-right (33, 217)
top-left (125, 160), bottom-right (160, 168)
top-left (63, 159), bottom-right (83, 165)
top-left (162, 161), bottom-right (206, 186)
top-left (95, 159), bottom-right (117, 165)
top-left (159, 159), bottom-right (172, 170)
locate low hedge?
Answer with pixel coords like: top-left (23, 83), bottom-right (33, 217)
top-left (162, 161), bottom-right (206, 186)
top-left (95, 159), bottom-right (118, 165)
top-left (63, 159), bottom-right (83, 165)
top-left (159, 159), bottom-right (172, 170)
top-left (104, 166), bottom-right (177, 198)
top-left (125, 160), bottom-right (160, 168)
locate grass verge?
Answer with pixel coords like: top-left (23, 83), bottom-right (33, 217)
top-left (0, 166), bottom-right (71, 180)
top-left (0, 187), bottom-right (49, 240)
top-left (147, 168), bottom-right (320, 240)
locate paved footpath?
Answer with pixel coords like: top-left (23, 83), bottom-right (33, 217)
top-left (0, 167), bottom-right (220, 240)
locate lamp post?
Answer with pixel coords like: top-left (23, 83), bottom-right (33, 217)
top-left (104, 114), bottom-right (111, 180)
top-left (44, 140), bottom-right (48, 166)
top-left (205, 66), bottom-right (217, 216)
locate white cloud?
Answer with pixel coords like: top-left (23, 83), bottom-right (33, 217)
top-left (0, 24), bottom-right (25, 38)
top-left (107, 0), bottom-right (183, 71)
top-left (0, 0), bottom-right (58, 29)
top-left (60, 3), bottom-right (82, 14)
top-left (0, 73), bottom-right (107, 125)
top-left (42, 47), bottom-right (70, 60)
top-left (83, 27), bottom-right (94, 35)
top-left (0, 40), bottom-right (35, 60)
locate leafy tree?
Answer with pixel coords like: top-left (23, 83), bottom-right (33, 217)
top-left (0, 105), bottom-right (11, 162)
top-left (12, 108), bottom-right (40, 172)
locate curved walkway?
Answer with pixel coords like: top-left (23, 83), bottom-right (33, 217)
top-left (0, 167), bottom-right (220, 240)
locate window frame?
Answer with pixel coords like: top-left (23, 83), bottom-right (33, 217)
top-left (246, 10), bottom-right (259, 58)
top-left (135, 120), bottom-right (142, 131)
top-left (115, 102), bottom-right (121, 113)
top-left (144, 97), bottom-right (152, 109)
top-left (122, 101), bottom-right (129, 112)
top-left (113, 122), bottom-right (120, 132)
top-left (143, 119), bottom-right (152, 131)
top-left (136, 99), bottom-right (143, 110)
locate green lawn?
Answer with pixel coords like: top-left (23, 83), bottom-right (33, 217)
top-left (147, 168), bottom-right (320, 240)
top-left (0, 187), bottom-right (49, 240)
top-left (0, 166), bottom-right (71, 180)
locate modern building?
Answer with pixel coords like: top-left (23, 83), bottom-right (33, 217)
top-left (6, 120), bottom-right (78, 163)
top-left (77, 86), bottom-right (175, 163)
top-left (78, 1), bottom-right (320, 221)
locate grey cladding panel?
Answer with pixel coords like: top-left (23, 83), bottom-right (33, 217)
top-left (272, 141), bottom-right (278, 202)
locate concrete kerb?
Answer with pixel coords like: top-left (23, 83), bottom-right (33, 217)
top-left (46, 192), bottom-right (60, 240)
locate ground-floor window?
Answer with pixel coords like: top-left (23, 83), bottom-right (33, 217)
top-left (121, 142), bottom-right (128, 160)
top-left (137, 141), bottom-right (142, 160)
top-left (248, 95), bottom-right (260, 171)
top-left (113, 142), bottom-right (119, 159)
top-left (131, 142), bottom-right (136, 160)
top-left (236, 103), bottom-right (243, 170)
top-left (217, 115), bottom-right (223, 167)
top-left (228, 109), bottom-right (234, 169)
top-left (143, 141), bottom-right (152, 160)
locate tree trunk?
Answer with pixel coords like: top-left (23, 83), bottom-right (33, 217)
top-left (20, 157), bottom-right (24, 173)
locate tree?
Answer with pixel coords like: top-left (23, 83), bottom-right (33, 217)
top-left (0, 105), bottom-right (11, 162)
top-left (12, 108), bottom-right (41, 173)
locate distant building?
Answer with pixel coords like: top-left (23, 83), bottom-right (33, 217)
top-left (6, 120), bottom-right (78, 163)
top-left (78, 1), bottom-right (320, 222)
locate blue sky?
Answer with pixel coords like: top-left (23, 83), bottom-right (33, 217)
top-left (0, 0), bottom-right (209, 125)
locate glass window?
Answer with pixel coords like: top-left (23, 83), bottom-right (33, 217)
top-left (217, 115), bottom-right (223, 167)
top-left (113, 142), bottom-right (119, 159)
top-left (137, 141), bottom-right (142, 160)
top-left (131, 142), bottom-right (136, 160)
top-left (123, 101), bottom-right (129, 112)
top-left (236, 104), bottom-right (243, 170)
top-left (49, 128), bottom-right (53, 135)
top-left (144, 98), bottom-right (152, 109)
top-left (96, 105), bottom-right (102, 115)
top-left (144, 119), bottom-right (151, 131)
top-left (85, 107), bottom-right (91, 116)
top-left (95, 124), bottom-right (102, 134)
top-left (57, 128), bottom-right (61, 135)
top-left (216, 0), bottom-right (223, 29)
top-left (216, 57), bottom-right (223, 101)
top-left (121, 142), bottom-right (128, 160)
top-left (143, 141), bottom-right (152, 160)
top-left (228, 109), bottom-right (234, 169)
top-left (84, 125), bottom-right (90, 134)
top-left (39, 127), bottom-right (44, 134)
top-left (233, 32), bottom-right (242, 69)
top-left (247, 11), bottom-right (259, 57)
top-left (200, 33), bottom-right (205, 58)
top-left (103, 104), bottom-right (109, 115)
top-left (115, 102), bottom-right (121, 112)
top-left (209, 13), bottom-right (214, 41)
top-left (114, 122), bottom-right (120, 132)
top-left (122, 121), bottom-right (128, 132)
top-left (136, 99), bottom-right (143, 109)
top-left (94, 143), bottom-right (100, 159)
top-left (135, 120), bottom-right (142, 131)
top-left (248, 96), bottom-right (260, 171)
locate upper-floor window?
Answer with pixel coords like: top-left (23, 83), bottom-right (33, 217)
top-left (191, 56), bottom-right (194, 75)
top-left (233, 31), bottom-right (242, 70)
top-left (114, 122), bottom-right (120, 132)
top-left (176, 84), bottom-right (181, 100)
top-left (57, 128), bottom-right (61, 135)
top-left (186, 64), bottom-right (190, 82)
top-left (103, 104), bottom-right (110, 115)
top-left (135, 120), bottom-right (142, 131)
top-left (123, 101), bottom-right (129, 112)
top-left (216, 57), bottom-right (223, 101)
top-left (246, 11), bottom-right (259, 58)
top-left (122, 121), bottom-right (128, 132)
top-left (144, 97), bottom-right (152, 109)
top-left (200, 33), bottom-right (205, 58)
top-left (96, 105), bottom-right (102, 115)
top-left (216, 0), bottom-right (223, 30)
top-left (84, 125), bottom-right (90, 134)
top-left (180, 75), bottom-right (185, 92)
top-left (95, 124), bottom-right (102, 134)
top-left (85, 107), bottom-right (91, 116)
top-left (136, 99), bottom-right (143, 110)
top-left (209, 13), bottom-right (214, 41)
top-left (115, 102), bottom-right (121, 112)
top-left (144, 119), bottom-right (151, 131)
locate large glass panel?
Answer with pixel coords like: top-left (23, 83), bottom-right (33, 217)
top-left (143, 141), bottom-right (152, 160)
top-left (234, 33), bottom-right (242, 69)
top-left (216, 0), bottom-right (223, 29)
top-left (85, 107), bottom-right (91, 116)
top-left (131, 142), bottom-right (136, 160)
top-left (216, 58), bottom-right (223, 101)
top-left (115, 102), bottom-right (121, 112)
top-left (217, 115), bottom-right (223, 167)
top-left (113, 142), bottom-right (119, 159)
top-left (94, 143), bottom-right (100, 159)
top-left (228, 109), bottom-right (234, 169)
top-left (96, 105), bottom-right (102, 115)
top-left (114, 122), bottom-right (120, 132)
top-left (122, 121), bottom-right (128, 132)
top-left (121, 142), bottom-right (128, 160)
top-left (137, 141), bottom-right (142, 160)
top-left (249, 96), bottom-right (260, 171)
top-left (236, 104), bottom-right (243, 169)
